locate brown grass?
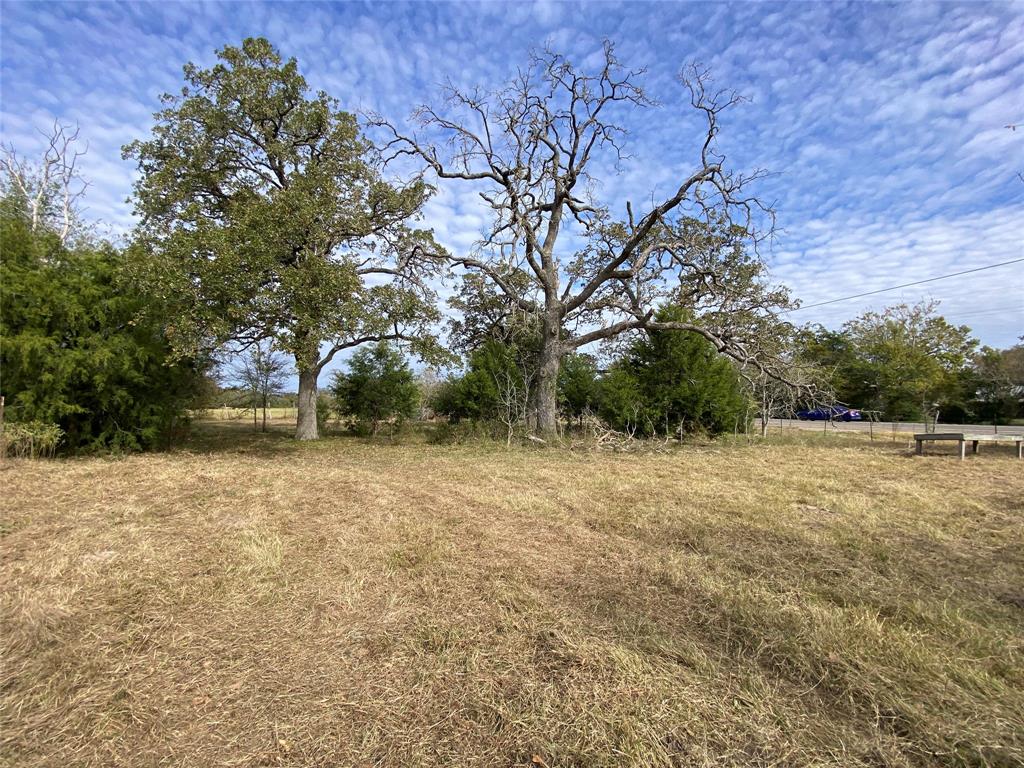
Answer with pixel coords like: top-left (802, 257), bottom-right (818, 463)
top-left (1, 424), bottom-right (1022, 767)
top-left (193, 407), bottom-right (299, 422)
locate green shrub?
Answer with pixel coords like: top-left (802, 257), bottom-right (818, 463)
top-left (1, 206), bottom-right (207, 453)
top-left (597, 306), bottom-right (747, 437)
top-left (330, 342), bottom-right (418, 435)
top-left (428, 340), bottom-right (524, 423)
top-left (1, 421), bottom-right (64, 458)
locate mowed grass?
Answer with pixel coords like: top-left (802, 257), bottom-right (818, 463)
top-left (1, 425), bottom-right (1022, 767)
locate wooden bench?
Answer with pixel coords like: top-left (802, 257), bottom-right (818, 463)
top-left (914, 432), bottom-right (1023, 460)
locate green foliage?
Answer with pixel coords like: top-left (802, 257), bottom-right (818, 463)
top-left (597, 307), bottom-right (747, 437)
top-left (428, 340), bottom-right (527, 424)
top-left (447, 271), bottom-right (541, 356)
top-left (123, 37), bottom-right (444, 440)
top-left (559, 353), bottom-right (599, 422)
top-left (424, 419), bottom-right (497, 445)
top-left (1, 421), bottom-right (64, 459)
top-left (0, 206), bottom-right (206, 453)
top-left (969, 342), bottom-right (1024, 424)
top-left (799, 302), bottom-right (977, 421)
top-left (330, 342), bottom-right (418, 433)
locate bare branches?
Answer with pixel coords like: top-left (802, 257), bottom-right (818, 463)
top-left (493, 364), bottom-right (532, 446)
top-left (1, 120), bottom-right (89, 244)
top-left (371, 43), bottom-right (789, 432)
top-left (317, 330), bottom-right (421, 374)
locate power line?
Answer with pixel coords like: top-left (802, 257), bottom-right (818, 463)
top-left (781, 257), bottom-right (1024, 313)
top-left (943, 303), bottom-right (1024, 321)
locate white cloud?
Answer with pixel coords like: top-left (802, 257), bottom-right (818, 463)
top-left (2, 0), bottom-right (1022, 349)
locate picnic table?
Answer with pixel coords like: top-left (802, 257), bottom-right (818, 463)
top-left (914, 432), bottom-right (1023, 460)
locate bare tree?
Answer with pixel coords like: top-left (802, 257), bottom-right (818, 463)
top-left (494, 364), bottom-right (533, 446)
top-left (235, 341), bottom-right (289, 432)
top-left (1, 121), bottom-right (88, 245)
top-left (747, 363), bottom-right (826, 437)
top-left (373, 42), bottom-right (795, 437)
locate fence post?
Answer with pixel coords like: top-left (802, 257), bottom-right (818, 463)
top-left (0, 395), bottom-right (5, 461)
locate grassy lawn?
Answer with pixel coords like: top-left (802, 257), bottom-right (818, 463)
top-left (2, 424), bottom-right (1022, 767)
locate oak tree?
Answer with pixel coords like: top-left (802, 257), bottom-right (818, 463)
top-left (125, 38), bottom-right (444, 440)
top-left (375, 43), bottom-right (793, 436)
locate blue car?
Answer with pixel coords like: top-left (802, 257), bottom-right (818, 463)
top-left (795, 405), bottom-right (863, 421)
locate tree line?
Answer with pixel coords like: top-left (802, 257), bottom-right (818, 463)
top-left (2, 38), bottom-right (1020, 455)
top-left (316, 300), bottom-right (1021, 444)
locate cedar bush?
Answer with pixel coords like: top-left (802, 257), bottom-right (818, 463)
top-left (0, 202), bottom-right (207, 453)
top-left (597, 306), bottom-right (747, 437)
top-left (330, 342), bottom-right (418, 434)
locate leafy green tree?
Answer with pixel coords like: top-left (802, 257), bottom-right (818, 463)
top-left (428, 337), bottom-right (541, 441)
top-left (597, 307), bottom-right (747, 437)
top-left (799, 302), bottom-right (977, 421)
top-left (430, 340), bottom-right (525, 423)
top-left (0, 201), bottom-right (206, 452)
top-left (124, 38), bottom-right (444, 441)
top-left (428, 377), bottom-right (470, 423)
top-left (970, 342), bottom-right (1024, 425)
top-left (595, 366), bottom-right (646, 436)
top-left (330, 342), bottom-right (418, 434)
top-left (447, 271), bottom-right (541, 358)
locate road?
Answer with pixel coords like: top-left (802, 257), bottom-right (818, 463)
top-left (775, 418), bottom-right (1024, 436)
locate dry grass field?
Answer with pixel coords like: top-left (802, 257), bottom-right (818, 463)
top-left (195, 407), bottom-right (300, 421)
top-left (2, 424), bottom-right (1022, 767)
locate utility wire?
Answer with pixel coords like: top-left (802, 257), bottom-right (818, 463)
top-left (781, 257), bottom-right (1024, 313)
top-left (943, 303), bottom-right (1024, 321)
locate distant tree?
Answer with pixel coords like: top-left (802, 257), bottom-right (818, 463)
top-left (1006, 338), bottom-right (1024, 385)
top-left (447, 271), bottom-right (541, 358)
top-left (234, 341), bottom-right (288, 432)
top-left (330, 342), bottom-right (418, 435)
top-left (0, 198), bottom-right (206, 453)
top-left (375, 43), bottom-right (795, 436)
top-left (597, 306), bottom-right (747, 437)
top-left (739, 326), bottom-right (829, 436)
top-left (799, 301), bottom-right (977, 421)
top-left (124, 38), bottom-right (445, 441)
top-left (428, 377), bottom-right (469, 423)
top-left (970, 342), bottom-right (1024, 425)
top-left (415, 368), bottom-right (443, 420)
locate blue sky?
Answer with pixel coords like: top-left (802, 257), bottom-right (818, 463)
top-left (2, 0), bottom-right (1022, 360)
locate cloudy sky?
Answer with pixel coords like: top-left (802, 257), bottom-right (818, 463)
top-left (2, 0), bottom-right (1022, 352)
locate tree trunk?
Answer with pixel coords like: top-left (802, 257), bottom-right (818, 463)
top-left (296, 364), bottom-right (320, 441)
top-left (534, 333), bottom-right (561, 438)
